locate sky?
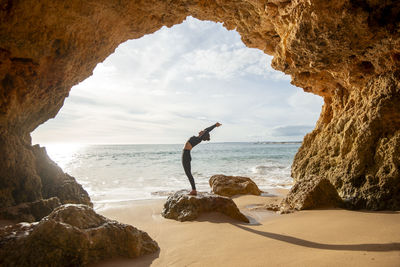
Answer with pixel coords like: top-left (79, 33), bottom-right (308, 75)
top-left (32, 17), bottom-right (323, 145)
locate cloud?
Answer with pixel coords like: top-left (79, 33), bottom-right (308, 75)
top-left (268, 125), bottom-right (315, 137)
top-left (180, 46), bottom-right (287, 80)
top-left (32, 17), bottom-right (323, 144)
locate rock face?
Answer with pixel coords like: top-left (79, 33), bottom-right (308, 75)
top-left (162, 191), bottom-right (249, 223)
top-left (32, 145), bottom-right (92, 207)
top-left (0, 1), bottom-right (399, 218)
top-left (0, 141), bottom-right (92, 222)
top-left (292, 75), bottom-right (400, 210)
top-left (209, 175), bottom-right (262, 197)
top-left (281, 177), bottom-right (343, 211)
top-left (0, 205), bottom-right (159, 266)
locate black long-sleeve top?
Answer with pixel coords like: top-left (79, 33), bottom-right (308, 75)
top-left (187, 123), bottom-right (217, 148)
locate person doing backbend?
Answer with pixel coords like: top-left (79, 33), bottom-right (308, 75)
top-left (182, 122), bottom-right (222, 196)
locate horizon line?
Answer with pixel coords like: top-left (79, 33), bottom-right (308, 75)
top-left (34, 141), bottom-right (303, 146)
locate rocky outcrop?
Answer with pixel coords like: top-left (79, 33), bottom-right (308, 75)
top-left (0, 140), bottom-right (91, 222)
top-left (0, 205), bottom-right (159, 266)
top-left (32, 145), bottom-right (92, 207)
top-left (0, 1), bottom-right (398, 220)
top-left (162, 191), bottom-right (249, 223)
top-left (281, 177), bottom-right (343, 211)
top-left (251, 178), bottom-right (343, 213)
top-left (209, 175), bottom-right (262, 197)
top-left (290, 73), bottom-right (400, 210)
top-left (277, 2), bottom-right (400, 210)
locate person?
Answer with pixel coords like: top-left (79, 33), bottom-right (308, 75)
top-left (182, 122), bottom-right (222, 196)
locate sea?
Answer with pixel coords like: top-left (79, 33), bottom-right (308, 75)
top-left (45, 142), bottom-right (300, 206)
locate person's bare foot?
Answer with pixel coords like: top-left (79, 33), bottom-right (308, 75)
top-left (189, 190), bottom-right (197, 196)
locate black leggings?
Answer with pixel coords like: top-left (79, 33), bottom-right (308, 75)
top-left (182, 149), bottom-right (196, 190)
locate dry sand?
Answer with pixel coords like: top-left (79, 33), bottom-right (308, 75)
top-left (94, 190), bottom-right (400, 267)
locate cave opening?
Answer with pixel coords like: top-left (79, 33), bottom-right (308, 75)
top-left (1, 2), bottom-right (400, 264)
top-left (31, 17), bottom-right (323, 205)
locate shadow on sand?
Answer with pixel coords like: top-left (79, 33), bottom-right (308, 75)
top-left (232, 223), bottom-right (400, 252)
top-left (194, 212), bottom-right (400, 252)
top-left (194, 212), bottom-right (262, 225)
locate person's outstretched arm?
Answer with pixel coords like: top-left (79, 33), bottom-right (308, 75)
top-left (199, 122), bottom-right (222, 138)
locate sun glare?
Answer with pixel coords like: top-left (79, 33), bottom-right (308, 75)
top-left (44, 143), bottom-right (86, 169)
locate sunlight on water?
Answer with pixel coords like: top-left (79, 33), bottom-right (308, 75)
top-left (45, 143), bottom-right (86, 170)
top-left (42, 143), bottom-right (298, 204)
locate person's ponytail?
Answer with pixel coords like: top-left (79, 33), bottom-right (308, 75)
top-left (201, 132), bottom-right (210, 141)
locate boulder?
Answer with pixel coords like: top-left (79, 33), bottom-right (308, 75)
top-left (0, 204), bottom-right (159, 266)
top-left (281, 177), bottom-right (343, 211)
top-left (162, 191), bottom-right (249, 223)
top-left (209, 175), bottom-right (262, 197)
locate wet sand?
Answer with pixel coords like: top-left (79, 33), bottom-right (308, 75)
top-left (94, 190), bottom-right (400, 267)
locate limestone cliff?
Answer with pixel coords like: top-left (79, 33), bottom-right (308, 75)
top-left (0, 0), bottom-right (399, 215)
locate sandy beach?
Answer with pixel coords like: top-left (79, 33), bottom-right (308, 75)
top-left (93, 190), bottom-right (400, 267)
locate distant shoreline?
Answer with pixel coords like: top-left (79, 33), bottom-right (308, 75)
top-left (253, 141), bottom-right (302, 144)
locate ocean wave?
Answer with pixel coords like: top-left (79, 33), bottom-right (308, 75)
top-left (252, 164), bottom-right (289, 174)
top-left (47, 143), bottom-right (298, 204)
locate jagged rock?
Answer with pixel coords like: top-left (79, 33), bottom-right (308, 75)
top-left (0, 197), bottom-right (61, 222)
top-left (292, 75), bottom-right (400, 210)
top-left (281, 177), bottom-right (343, 211)
top-left (0, 205), bottom-right (159, 266)
top-left (32, 145), bottom-right (92, 207)
top-left (248, 178), bottom-right (343, 214)
top-left (162, 191), bottom-right (249, 223)
top-left (0, 139), bottom-right (92, 215)
top-left (209, 175), bottom-right (262, 197)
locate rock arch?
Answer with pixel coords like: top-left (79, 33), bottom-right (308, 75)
top-left (0, 0), bottom-right (399, 212)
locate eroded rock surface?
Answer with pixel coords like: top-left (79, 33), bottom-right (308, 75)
top-left (33, 145), bottom-right (92, 207)
top-left (209, 175), bottom-right (262, 197)
top-left (291, 74), bottom-right (400, 210)
top-left (0, 142), bottom-right (92, 223)
top-left (281, 177), bottom-right (343, 211)
top-left (251, 178), bottom-right (343, 213)
top-left (162, 191), bottom-right (249, 223)
top-left (0, 205), bottom-right (159, 266)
